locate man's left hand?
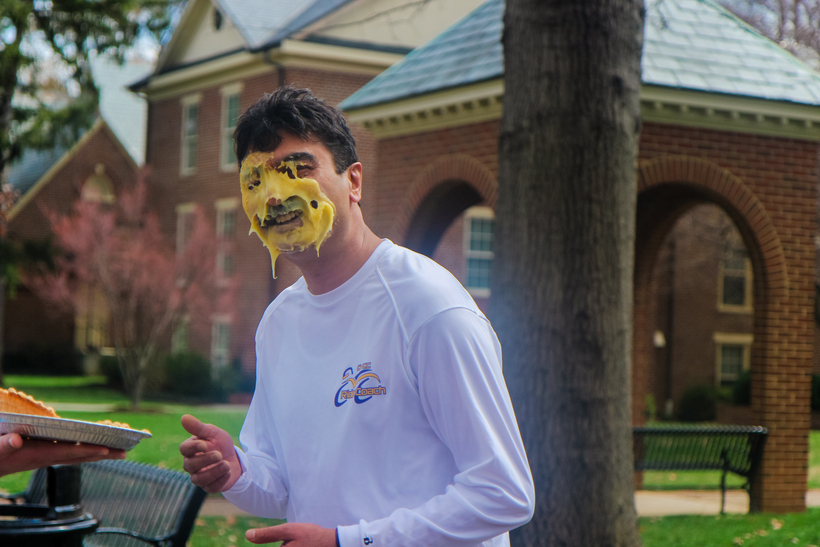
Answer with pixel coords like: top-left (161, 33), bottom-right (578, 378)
top-left (246, 522), bottom-right (336, 546)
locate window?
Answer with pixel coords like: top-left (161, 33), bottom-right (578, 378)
top-left (81, 163), bottom-right (115, 203)
top-left (74, 284), bottom-right (110, 351)
top-left (220, 84), bottom-right (243, 170)
top-left (211, 316), bottom-right (231, 370)
top-left (718, 240), bottom-right (753, 313)
top-left (713, 332), bottom-right (753, 386)
top-left (176, 203), bottom-right (196, 255)
top-left (180, 94), bottom-right (201, 175)
top-left (213, 7), bottom-right (223, 30)
top-left (215, 198), bottom-right (238, 279)
top-left (171, 316), bottom-right (189, 354)
top-left (464, 206), bottom-right (494, 298)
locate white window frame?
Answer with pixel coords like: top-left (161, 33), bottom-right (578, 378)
top-left (717, 251), bottom-right (753, 314)
top-left (215, 197), bottom-right (239, 281)
top-left (81, 163), bottom-right (115, 203)
top-left (175, 202), bottom-right (196, 256)
top-left (463, 206), bottom-right (495, 298)
top-left (171, 315), bottom-right (190, 354)
top-left (210, 315), bottom-right (232, 372)
top-left (220, 83), bottom-right (243, 171)
top-left (180, 93), bottom-right (201, 176)
top-left (713, 332), bottom-right (753, 386)
top-left (74, 283), bottom-right (110, 352)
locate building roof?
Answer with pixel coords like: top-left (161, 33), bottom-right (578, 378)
top-left (341, 0), bottom-right (820, 111)
top-left (184, 0), bottom-right (356, 52)
top-left (5, 56), bottom-right (147, 200)
top-left (91, 56), bottom-right (152, 164)
top-left (4, 147), bottom-right (68, 197)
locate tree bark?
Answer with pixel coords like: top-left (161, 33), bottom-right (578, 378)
top-left (492, 1), bottom-right (644, 545)
top-left (0, 278), bottom-right (5, 386)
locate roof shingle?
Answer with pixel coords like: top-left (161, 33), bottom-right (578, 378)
top-left (341, 0), bottom-right (820, 110)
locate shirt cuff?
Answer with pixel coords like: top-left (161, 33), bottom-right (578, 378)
top-left (337, 522), bottom-right (369, 547)
top-left (224, 445), bottom-right (250, 494)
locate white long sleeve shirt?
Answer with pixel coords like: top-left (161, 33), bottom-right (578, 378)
top-left (224, 240), bottom-right (534, 546)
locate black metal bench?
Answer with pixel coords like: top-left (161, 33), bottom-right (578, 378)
top-left (0, 459), bottom-right (207, 546)
top-left (633, 425), bottom-right (768, 513)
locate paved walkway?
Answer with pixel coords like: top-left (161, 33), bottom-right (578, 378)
top-left (635, 489), bottom-right (820, 516)
top-left (199, 490), bottom-right (820, 518)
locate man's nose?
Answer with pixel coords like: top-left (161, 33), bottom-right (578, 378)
top-left (267, 197), bottom-right (282, 206)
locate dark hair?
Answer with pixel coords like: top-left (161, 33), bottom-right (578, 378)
top-left (234, 87), bottom-right (358, 174)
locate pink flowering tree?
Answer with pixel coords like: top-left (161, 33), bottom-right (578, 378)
top-left (31, 175), bottom-right (235, 408)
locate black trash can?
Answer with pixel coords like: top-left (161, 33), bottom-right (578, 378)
top-left (0, 465), bottom-right (99, 547)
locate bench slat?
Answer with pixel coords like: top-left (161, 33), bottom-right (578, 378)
top-left (20, 461), bottom-right (206, 547)
top-left (633, 425), bottom-right (768, 514)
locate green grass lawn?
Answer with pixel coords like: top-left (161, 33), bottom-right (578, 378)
top-left (191, 516), bottom-right (285, 547)
top-left (640, 508), bottom-right (820, 546)
top-left (6, 376), bottom-right (820, 546)
top-left (643, 470), bottom-right (747, 490)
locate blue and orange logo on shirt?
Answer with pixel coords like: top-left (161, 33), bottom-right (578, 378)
top-left (334, 362), bottom-right (386, 407)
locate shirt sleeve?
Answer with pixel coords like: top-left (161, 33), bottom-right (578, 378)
top-left (337, 307), bottom-right (535, 546)
top-left (222, 366), bottom-right (290, 518)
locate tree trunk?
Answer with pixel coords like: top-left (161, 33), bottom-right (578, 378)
top-left (493, 1), bottom-right (644, 545)
top-left (119, 352), bottom-right (142, 410)
top-left (0, 277), bottom-right (5, 386)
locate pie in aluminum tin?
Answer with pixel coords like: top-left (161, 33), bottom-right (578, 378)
top-left (0, 413), bottom-right (151, 451)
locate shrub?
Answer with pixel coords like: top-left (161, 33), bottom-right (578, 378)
top-left (677, 384), bottom-right (717, 422)
top-left (645, 394), bottom-right (657, 422)
top-left (812, 375), bottom-right (820, 411)
top-left (163, 352), bottom-right (213, 397)
top-left (100, 355), bottom-right (123, 390)
top-left (731, 370), bottom-right (751, 405)
top-left (3, 344), bottom-right (83, 376)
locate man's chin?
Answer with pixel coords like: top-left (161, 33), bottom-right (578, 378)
top-left (275, 240), bottom-right (316, 254)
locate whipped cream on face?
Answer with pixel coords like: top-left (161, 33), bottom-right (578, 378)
top-left (240, 152), bottom-right (336, 277)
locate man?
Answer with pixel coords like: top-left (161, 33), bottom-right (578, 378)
top-left (0, 433), bottom-right (125, 476)
top-left (180, 87), bottom-right (534, 546)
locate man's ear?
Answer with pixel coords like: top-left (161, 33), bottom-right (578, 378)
top-left (347, 162), bottom-right (364, 204)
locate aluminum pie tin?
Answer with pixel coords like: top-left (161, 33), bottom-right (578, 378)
top-left (0, 413), bottom-right (151, 451)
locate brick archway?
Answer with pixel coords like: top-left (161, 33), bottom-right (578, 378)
top-left (633, 155), bottom-right (807, 513)
top-left (637, 156), bottom-right (788, 294)
top-left (395, 154), bottom-right (497, 255)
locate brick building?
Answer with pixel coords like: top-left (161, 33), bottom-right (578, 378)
top-left (3, 119), bottom-right (141, 364)
top-left (341, 0), bottom-right (819, 513)
top-left (2, 57), bottom-right (151, 371)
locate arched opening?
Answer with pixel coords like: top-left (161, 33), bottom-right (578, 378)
top-left (634, 182), bottom-right (769, 429)
top-left (646, 202), bottom-right (755, 423)
top-left (403, 179), bottom-right (483, 257)
top-left (632, 156), bottom-right (812, 513)
top-left (81, 163), bottom-right (115, 203)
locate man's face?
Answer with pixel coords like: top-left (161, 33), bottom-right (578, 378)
top-left (239, 134), bottom-right (342, 277)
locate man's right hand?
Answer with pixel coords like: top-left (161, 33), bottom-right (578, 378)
top-left (180, 414), bottom-right (242, 493)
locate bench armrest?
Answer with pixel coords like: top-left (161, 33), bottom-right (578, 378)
top-left (85, 527), bottom-right (172, 547)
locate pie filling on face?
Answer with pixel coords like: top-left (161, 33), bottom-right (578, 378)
top-left (240, 153), bottom-right (336, 278)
